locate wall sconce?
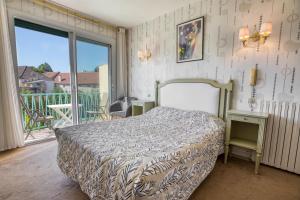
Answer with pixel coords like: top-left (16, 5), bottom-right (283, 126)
top-left (239, 22), bottom-right (272, 47)
top-left (248, 66), bottom-right (258, 112)
top-left (249, 67), bottom-right (257, 87)
top-left (138, 48), bottom-right (151, 62)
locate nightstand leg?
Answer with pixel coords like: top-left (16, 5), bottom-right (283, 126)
top-left (224, 145), bottom-right (229, 164)
top-left (255, 153), bottom-right (261, 174)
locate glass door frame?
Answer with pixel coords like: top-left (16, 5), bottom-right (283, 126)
top-left (9, 15), bottom-right (115, 128)
top-left (71, 34), bottom-right (112, 124)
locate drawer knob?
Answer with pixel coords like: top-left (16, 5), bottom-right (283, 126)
top-left (244, 117), bottom-right (248, 121)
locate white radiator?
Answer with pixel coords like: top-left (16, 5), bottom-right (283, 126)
top-left (260, 101), bottom-right (300, 174)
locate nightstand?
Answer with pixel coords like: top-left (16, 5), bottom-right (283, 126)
top-left (132, 100), bottom-right (155, 116)
top-left (224, 110), bottom-right (268, 174)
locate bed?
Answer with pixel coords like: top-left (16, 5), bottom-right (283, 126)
top-left (55, 78), bottom-right (233, 200)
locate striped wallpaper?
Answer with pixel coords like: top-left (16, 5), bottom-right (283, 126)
top-left (128, 0), bottom-right (300, 173)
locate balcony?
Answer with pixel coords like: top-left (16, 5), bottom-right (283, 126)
top-left (20, 92), bottom-right (107, 143)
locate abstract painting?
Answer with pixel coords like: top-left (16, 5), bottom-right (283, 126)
top-left (177, 16), bottom-right (204, 62)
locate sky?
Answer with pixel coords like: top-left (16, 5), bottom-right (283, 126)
top-left (15, 27), bottom-right (108, 73)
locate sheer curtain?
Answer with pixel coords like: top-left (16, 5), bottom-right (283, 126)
top-left (0, 0), bottom-right (24, 151)
top-left (117, 27), bottom-right (128, 98)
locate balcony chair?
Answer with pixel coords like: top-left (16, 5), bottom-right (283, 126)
top-left (86, 92), bottom-right (109, 121)
top-left (109, 96), bottom-right (138, 119)
top-left (20, 97), bottom-right (54, 140)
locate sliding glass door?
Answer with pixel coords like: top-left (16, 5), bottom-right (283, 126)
top-left (14, 19), bottom-right (73, 142)
top-left (13, 18), bottom-right (111, 142)
top-left (76, 38), bottom-right (110, 123)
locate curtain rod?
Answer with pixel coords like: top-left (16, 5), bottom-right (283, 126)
top-left (32, 0), bottom-right (115, 28)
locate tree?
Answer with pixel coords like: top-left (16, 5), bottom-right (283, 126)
top-left (94, 66), bottom-right (99, 72)
top-left (32, 62), bottom-right (53, 73)
top-left (38, 62), bottom-right (53, 72)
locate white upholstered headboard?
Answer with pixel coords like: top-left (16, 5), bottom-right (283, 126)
top-left (155, 79), bottom-right (233, 119)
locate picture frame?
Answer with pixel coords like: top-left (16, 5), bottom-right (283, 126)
top-left (176, 16), bottom-right (204, 63)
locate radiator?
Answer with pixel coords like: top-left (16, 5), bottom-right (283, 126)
top-left (259, 101), bottom-right (300, 174)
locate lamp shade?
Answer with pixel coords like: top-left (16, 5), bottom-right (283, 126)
top-left (260, 22), bottom-right (272, 36)
top-left (145, 49), bottom-right (151, 58)
top-left (138, 50), bottom-right (144, 60)
top-left (138, 49), bottom-right (151, 61)
top-left (239, 27), bottom-right (250, 41)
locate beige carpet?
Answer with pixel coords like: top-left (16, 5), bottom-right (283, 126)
top-left (0, 141), bottom-right (299, 200)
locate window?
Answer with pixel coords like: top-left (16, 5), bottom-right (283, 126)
top-left (14, 19), bottom-right (111, 142)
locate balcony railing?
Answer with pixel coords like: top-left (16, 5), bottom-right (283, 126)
top-left (20, 92), bottom-right (102, 130)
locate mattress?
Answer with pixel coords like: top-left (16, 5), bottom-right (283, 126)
top-left (55, 106), bottom-right (225, 200)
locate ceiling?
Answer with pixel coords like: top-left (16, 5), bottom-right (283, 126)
top-left (51, 0), bottom-right (199, 27)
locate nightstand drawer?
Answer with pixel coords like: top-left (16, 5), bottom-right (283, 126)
top-left (229, 115), bottom-right (260, 124)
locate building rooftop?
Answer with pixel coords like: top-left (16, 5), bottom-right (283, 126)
top-left (44, 72), bottom-right (99, 85)
top-left (18, 66), bottom-right (53, 82)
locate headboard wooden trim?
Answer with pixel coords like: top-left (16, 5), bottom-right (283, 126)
top-left (155, 78), bottom-right (233, 120)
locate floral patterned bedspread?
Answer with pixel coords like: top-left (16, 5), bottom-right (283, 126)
top-left (55, 106), bottom-right (225, 200)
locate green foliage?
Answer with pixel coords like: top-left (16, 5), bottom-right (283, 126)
top-left (32, 62), bottom-right (53, 73)
top-left (52, 86), bottom-right (64, 93)
top-left (38, 62), bottom-right (53, 72)
top-left (32, 67), bottom-right (42, 73)
top-left (20, 88), bottom-right (33, 94)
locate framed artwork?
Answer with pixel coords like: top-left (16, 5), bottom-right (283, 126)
top-left (176, 16), bottom-right (204, 63)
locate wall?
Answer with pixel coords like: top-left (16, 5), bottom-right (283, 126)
top-left (99, 64), bottom-right (109, 95)
top-left (128, 0), bottom-right (300, 105)
top-left (6, 0), bottom-right (116, 39)
top-left (128, 0), bottom-right (300, 173)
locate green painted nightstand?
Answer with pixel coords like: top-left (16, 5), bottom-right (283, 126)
top-left (132, 100), bottom-right (155, 116)
top-left (224, 110), bottom-right (269, 174)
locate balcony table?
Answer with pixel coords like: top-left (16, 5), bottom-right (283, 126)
top-left (48, 104), bottom-right (81, 128)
